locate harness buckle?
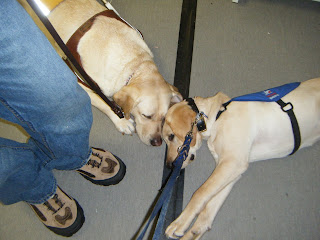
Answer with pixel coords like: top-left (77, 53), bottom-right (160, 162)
top-left (280, 102), bottom-right (293, 112)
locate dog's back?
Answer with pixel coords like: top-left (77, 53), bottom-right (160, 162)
top-left (49, 0), bottom-right (105, 41)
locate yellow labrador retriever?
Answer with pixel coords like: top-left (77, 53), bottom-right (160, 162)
top-left (162, 78), bottom-right (320, 239)
top-left (47, 0), bottom-right (182, 146)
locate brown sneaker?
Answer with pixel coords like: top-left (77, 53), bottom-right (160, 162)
top-left (76, 147), bottom-right (126, 186)
top-left (29, 186), bottom-right (84, 237)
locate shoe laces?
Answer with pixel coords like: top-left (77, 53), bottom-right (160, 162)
top-left (43, 193), bottom-right (64, 214)
top-left (87, 152), bottom-right (103, 168)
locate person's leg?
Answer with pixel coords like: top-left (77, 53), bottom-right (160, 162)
top-left (0, 138), bottom-right (84, 237)
top-left (0, 1), bottom-right (89, 236)
top-left (0, 137), bottom-right (56, 205)
top-left (0, 0), bottom-right (92, 175)
top-left (0, 0), bottom-right (126, 206)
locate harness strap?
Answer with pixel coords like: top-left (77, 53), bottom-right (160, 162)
top-left (216, 99), bottom-right (301, 155)
top-left (66, 10), bottom-right (134, 86)
top-left (216, 101), bottom-right (231, 120)
top-left (276, 99), bottom-right (301, 155)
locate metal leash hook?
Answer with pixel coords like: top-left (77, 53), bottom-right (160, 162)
top-left (176, 122), bottom-right (194, 157)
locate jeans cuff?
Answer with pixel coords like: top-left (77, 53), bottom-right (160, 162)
top-left (74, 147), bottom-right (92, 170)
top-left (25, 178), bottom-right (57, 205)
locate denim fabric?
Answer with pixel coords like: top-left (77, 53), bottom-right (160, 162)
top-left (0, 0), bottom-right (93, 204)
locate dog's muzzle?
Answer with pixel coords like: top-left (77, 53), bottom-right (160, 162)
top-left (150, 135), bottom-right (162, 146)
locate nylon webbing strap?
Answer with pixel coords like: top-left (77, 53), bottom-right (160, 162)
top-left (157, 0), bottom-right (198, 239)
top-left (276, 99), bottom-right (301, 155)
top-left (216, 99), bottom-right (301, 155)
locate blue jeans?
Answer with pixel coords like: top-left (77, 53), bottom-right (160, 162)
top-left (0, 0), bottom-right (93, 205)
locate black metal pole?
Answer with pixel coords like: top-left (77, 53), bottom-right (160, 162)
top-left (159, 0), bottom-right (197, 239)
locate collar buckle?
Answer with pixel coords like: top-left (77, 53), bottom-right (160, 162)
top-left (186, 98), bottom-right (208, 132)
top-left (195, 112), bottom-right (207, 132)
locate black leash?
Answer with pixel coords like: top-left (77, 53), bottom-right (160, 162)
top-left (26, 0), bottom-right (124, 118)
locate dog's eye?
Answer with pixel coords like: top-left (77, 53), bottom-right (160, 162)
top-left (168, 134), bottom-right (175, 141)
top-left (142, 114), bottom-right (152, 119)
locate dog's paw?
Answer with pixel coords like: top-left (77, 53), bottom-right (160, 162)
top-left (181, 223), bottom-right (211, 240)
top-left (165, 222), bottom-right (183, 239)
top-left (166, 218), bottom-right (190, 239)
top-left (167, 222), bottom-right (210, 240)
top-left (114, 118), bottom-right (135, 135)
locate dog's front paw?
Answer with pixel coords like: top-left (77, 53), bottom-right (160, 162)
top-left (181, 222), bottom-right (211, 240)
top-left (165, 221), bottom-right (183, 239)
top-left (114, 118), bottom-right (135, 135)
top-left (166, 217), bottom-right (191, 239)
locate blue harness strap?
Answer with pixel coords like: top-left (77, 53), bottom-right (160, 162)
top-left (216, 82), bottom-right (301, 155)
top-left (231, 82), bottom-right (300, 102)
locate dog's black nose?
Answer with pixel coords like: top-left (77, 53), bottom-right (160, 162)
top-left (150, 136), bottom-right (162, 146)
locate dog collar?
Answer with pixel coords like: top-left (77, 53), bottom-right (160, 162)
top-left (186, 98), bottom-right (208, 132)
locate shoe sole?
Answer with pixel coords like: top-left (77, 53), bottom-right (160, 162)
top-left (46, 199), bottom-right (85, 237)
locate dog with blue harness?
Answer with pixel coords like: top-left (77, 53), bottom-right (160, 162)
top-left (162, 78), bottom-right (320, 240)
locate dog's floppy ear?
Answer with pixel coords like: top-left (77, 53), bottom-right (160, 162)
top-left (113, 86), bottom-right (138, 119)
top-left (168, 84), bottom-right (183, 105)
top-left (172, 105), bottom-right (198, 147)
top-left (216, 91), bottom-right (230, 104)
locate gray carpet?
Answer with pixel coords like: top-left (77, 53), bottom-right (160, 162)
top-left (1, 1), bottom-right (319, 240)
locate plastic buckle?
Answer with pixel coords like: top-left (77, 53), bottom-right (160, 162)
top-left (281, 102), bottom-right (293, 112)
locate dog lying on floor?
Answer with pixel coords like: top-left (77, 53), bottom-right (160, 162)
top-left (162, 78), bottom-right (320, 240)
top-left (47, 0), bottom-right (182, 146)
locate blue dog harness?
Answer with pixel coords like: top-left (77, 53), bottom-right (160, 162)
top-left (216, 82), bottom-right (301, 155)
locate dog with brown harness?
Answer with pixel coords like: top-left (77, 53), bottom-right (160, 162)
top-left (44, 0), bottom-right (182, 146)
top-left (162, 78), bottom-right (320, 239)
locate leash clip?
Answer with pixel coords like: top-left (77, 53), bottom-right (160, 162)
top-left (176, 123), bottom-right (194, 159)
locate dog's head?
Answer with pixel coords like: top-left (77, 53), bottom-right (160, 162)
top-left (162, 100), bottom-right (203, 169)
top-left (113, 62), bottom-right (182, 146)
top-left (162, 93), bottom-right (230, 168)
